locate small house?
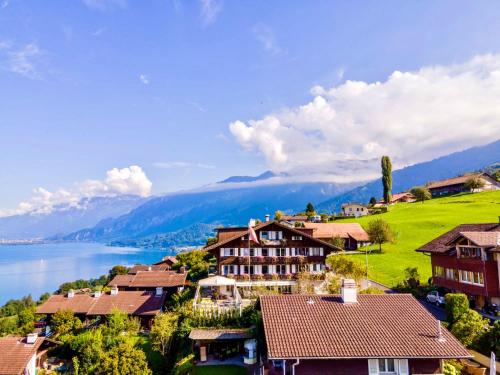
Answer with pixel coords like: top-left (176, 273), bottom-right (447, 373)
top-left (341, 203), bottom-right (369, 217)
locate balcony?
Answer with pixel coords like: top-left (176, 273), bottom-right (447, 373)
top-left (230, 273), bottom-right (325, 282)
top-left (220, 255), bottom-right (322, 265)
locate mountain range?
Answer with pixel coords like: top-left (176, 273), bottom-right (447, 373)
top-left (1, 140), bottom-right (499, 247)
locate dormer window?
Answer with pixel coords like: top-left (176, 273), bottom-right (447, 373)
top-left (292, 235), bottom-right (302, 240)
top-left (458, 247), bottom-right (482, 259)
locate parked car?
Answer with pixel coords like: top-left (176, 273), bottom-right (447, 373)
top-left (426, 290), bottom-right (445, 306)
top-left (482, 303), bottom-right (499, 316)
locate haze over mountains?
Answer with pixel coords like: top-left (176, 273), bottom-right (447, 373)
top-left (1, 140), bottom-right (499, 246)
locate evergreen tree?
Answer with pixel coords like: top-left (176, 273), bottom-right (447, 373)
top-left (305, 202), bottom-right (315, 215)
top-left (381, 156), bottom-right (392, 203)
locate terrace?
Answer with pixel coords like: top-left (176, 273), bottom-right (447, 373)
top-left (193, 276), bottom-right (243, 316)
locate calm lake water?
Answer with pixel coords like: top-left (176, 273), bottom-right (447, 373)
top-left (0, 242), bottom-right (175, 305)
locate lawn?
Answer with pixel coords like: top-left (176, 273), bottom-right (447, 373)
top-left (340, 190), bottom-right (500, 286)
top-left (193, 365), bottom-right (247, 375)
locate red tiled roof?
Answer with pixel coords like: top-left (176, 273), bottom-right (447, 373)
top-left (36, 291), bottom-right (165, 316)
top-left (416, 223), bottom-right (500, 254)
top-left (87, 291), bottom-right (165, 316)
top-left (217, 228), bottom-right (248, 241)
top-left (380, 192), bottom-right (416, 203)
top-left (260, 294), bottom-right (470, 360)
top-left (128, 264), bottom-right (169, 274)
top-left (204, 221), bottom-right (342, 252)
top-left (427, 173), bottom-right (482, 189)
top-left (0, 336), bottom-right (44, 375)
top-left (35, 294), bottom-right (95, 314)
top-left (153, 256), bottom-right (178, 266)
top-left (304, 223), bottom-right (369, 241)
top-left (108, 270), bottom-right (187, 288)
top-left (282, 215), bottom-right (308, 221)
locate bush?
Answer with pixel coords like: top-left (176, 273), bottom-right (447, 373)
top-left (445, 293), bottom-right (469, 325)
top-left (173, 354), bottom-right (194, 375)
top-left (451, 309), bottom-right (489, 347)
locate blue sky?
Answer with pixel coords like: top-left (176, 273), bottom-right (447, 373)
top-left (2, 0), bottom-right (500, 213)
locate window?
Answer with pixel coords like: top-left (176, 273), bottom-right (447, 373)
top-left (260, 231), bottom-right (283, 240)
top-left (222, 265), bottom-right (236, 275)
top-left (223, 248), bottom-right (235, 256)
top-left (275, 248), bottom-right (286, 257)
top-left (434, 266), bottom-right (445, 277)
top-left (378, 359), bottom-right (395, 373)
top-left (296, 248), bottom-right (308, 256)
top-left (459, 247), bottom-right (482, 259)
top-left (262, 248), bottom-right (269, 256)
top-left (309, 248), bottom-right (322, 256)
top-left (445, 268), bottom-right (458, 280)
top-left (459, 270), bottom-right (484, 286)
top-left (292, 235), bottom-right (302, 240)
top-left (276, 265), bottom-right (286, 274)
top-left (311, 263), bottom-right (322, 272)
top-left (262, 265), bottom-right (269, 274)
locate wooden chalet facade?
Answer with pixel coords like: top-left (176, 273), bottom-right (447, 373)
top-left (204, 220), bottom-right (341, 287)
top-left (417, 222), bottom-right (500, 307)
top-left (427, 173), bottom-right (500, 197)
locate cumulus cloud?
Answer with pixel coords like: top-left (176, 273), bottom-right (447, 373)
top-left (0, 166), bottom-right (152, 217)
top-left (139, 73), bottom-right (149, 85)
top-left (200, 0), bottom-right (221, 26)
top-left (153, 161), bottom-right (216, 170)
top-left (0, 42), bottom-right (44, 79)
top-left (253, 24), bottom-right (281, 55)
top-left (229, 54), bottom-right (500, 182)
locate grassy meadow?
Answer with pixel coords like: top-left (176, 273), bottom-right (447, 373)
top-left (341, 190), bottom-right (500, 286)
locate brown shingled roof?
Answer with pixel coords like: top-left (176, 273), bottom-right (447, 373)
top-left (87, 291), bottom-right (165, 316)
top-left (205, 220), bottom-right (342, 252)
top-left (128, 264), bottom-right (170, 274)
top-left (36, 291), bottom-right (165, 316)
top-left (459, 231), bottom-right (500, 247)
top-left (427, 173), bottom-right (482, 189)
top-left (304, 223), bottom-right (369, 241)
top-left (416, 223), bottom-right (500, 254)
top-left (260, 294), bottom-right (470, 360)
top-left (189, 328), bottom-right (252, 341)
top-left (108, 270), bottom-right (187, 288)
top-left (0, 336), bottom-right (44, 375)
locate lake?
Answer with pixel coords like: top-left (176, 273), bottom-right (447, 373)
top-left (0, 242), bottom-right (175, 305)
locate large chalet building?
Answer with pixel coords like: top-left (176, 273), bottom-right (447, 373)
top-left (427, 173), bottom-right (500, 197)
top-left (259, 280), bottom-right (470, 375)
top-left (417, 222), bottom-right (500, 308)
top-left (204, 220), bottom-right (342, 288)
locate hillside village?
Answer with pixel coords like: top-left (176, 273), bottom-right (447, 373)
top-left (1, 162), bottom-right (500, 375)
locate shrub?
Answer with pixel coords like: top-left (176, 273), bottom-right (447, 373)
top-left (173, 354), bottom-right (194, 375)
top-left (451, 309), bottom-right (489, 347)
top-left (445, 293), bottom-right (469, 325)
top-left (52, 310), bottom-right (83, 335)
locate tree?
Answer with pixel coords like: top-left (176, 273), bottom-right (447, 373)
top-left (150, 312), bottom-right (179, 356)
top-left (451, 309), bottom-right (489, 347)
top-left (381, 156), bottom-right (392, 203)
top-left (492, 170), bottom-right (500, 182)
top-left (51, 309), bottom-right (83, 335)
top-left (488, 320), bottom-right (500, 356)
top-left (100, 341), bottom-right (152, 375)
top-left (274, 210), bottom-right (284, 221)
top-left (108, 266), bottom-right (129, 281)
top-left (326, 254), bottom-right (366, 284)
top-left (205, 237), bottom-right (217, 246)
top-left (369, 197), bottom-right (377, 206)
top-left (464, 176), bottom-right (485, 192)
top-left (366, 218), bottom-right (395, 252)
top-left (305, 202), bottom-right (315, 215)
top-left (105, 309), bottom-right (139, 336)
top-left (445, 293), bottom-right (469, 325)
top-left (410, 186), bottom-right (431, 203)
top-left (174, 250), bottom-right (215, 281)
top-left (330, 236), bottom-right (345, 250)
top-left (320, 213), bottom-right (329, 222)
top-left (403, 267), bottom-right (420, 288)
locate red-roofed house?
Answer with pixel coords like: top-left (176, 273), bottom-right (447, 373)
top-left (259, 280), bottom-right (470, 375)
top-left (0, 335), bottom-right (46, 375)
top-left (417, 222), bottom-right (500, 308)
top-left (303, 222), bottom-right (370, 249)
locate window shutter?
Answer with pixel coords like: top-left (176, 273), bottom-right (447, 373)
top-left (368, 359), bottom-right (379, 375)
top-left (220, 248), bottom-right (224, 256)
top-left (398, 359), bottom-right (409, 375)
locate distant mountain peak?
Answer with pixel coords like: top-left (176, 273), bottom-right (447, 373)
top-left (218, 170), bottom-right (288, 184)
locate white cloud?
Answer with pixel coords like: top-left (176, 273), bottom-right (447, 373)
top-left (2, 42), bottom-right (43, 79)
top-left (0, 166), bottom-right (152, 217)
top-left (139, 74), bottom-right (150, 85)
top-left (81, 0), bottom-right (126, 11)
top-left (200, 0), bottom-right (221, 26)
top-left (153, 161), bottom-right (216, 170)
top-left (92, 27), bottom-right (106, 37)
top-left (229, 54), bottom-right (500, 182)
top-left (253, 24), bottom-right (281, 55)
top-left (1, 0), bottom-right (9, 9)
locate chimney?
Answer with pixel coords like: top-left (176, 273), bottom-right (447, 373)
top-left (265, 214), bottom-right (270, 222)
top-left (67, 289), bottom-right (75, 298)
top-left (94, 290), bottom-right (102, 298)
top-left (110, 286), bottom-right (119, 295)
top-left (156, 287), bottom-right (163, 296)
top-left (341, 279), bottom-right (357, 304)
top-left (26, 333), bottom-right (38, 344)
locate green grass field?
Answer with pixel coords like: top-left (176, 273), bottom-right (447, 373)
top-left (340, 190), bottom-right (500, 286)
